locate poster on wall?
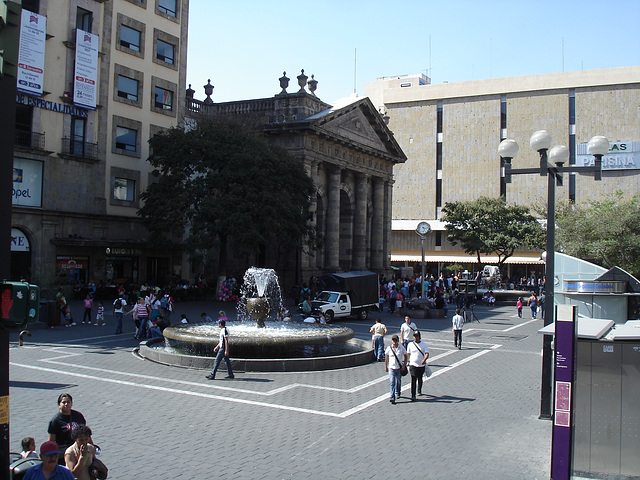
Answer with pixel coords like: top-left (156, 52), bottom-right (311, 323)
top-left (17, 9), bottom-right (47, 96)
top-left (13, 158), bottom-right (43, 207)
top-left (73, 29), bottom-right (98, 110)
top-left (56, 256), bottom-right (89, 285)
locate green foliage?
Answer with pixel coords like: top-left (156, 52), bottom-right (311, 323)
top-left (441, 197), bottom-right (545, 268)
top-left (139, 120), bottom-right (316, 272)
top-left (555, 192), bottom-right (640, 278)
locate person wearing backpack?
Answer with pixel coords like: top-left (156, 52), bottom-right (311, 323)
top-left (112, 294), bottom-right (127, 334)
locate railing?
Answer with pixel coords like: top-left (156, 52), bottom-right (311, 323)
top-left (186, 97), bottom-right (276, 117)
top-left (14, 130), bottom-right (46, 150)
top-left (60, 137), bottom-right (98, 159)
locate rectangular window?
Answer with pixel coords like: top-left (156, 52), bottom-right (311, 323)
top-left (120, 25), bottom-right (141, 52)
top-left (154, 86), bottom-right (173, 111)
top-left (22, 0), bottom-right (40, 13)
top-left (435, 231), bottom-right (442, 247)
top-left (116, 126), bottom-right (137, 152)
top-left (156, 39), bottom-right (175, 64)
top-left (436, 104), bottom-right (443, 134)
top-left (71, 117), bottom-right (86, 156)
top-left (114, 178), bottom-right (136, 202)
top-left (500, 96), bottom-right (507, 130)
top-left (117, 75), bottom-right (139, 101)
top-left (435, 178), bottom-right (442, 209)
top-left (158, 0), bottom-right (176, 16)
top-left (15, 104), bottom-right (33, 148)
top-left (76, 7), bottom-right (93, 33)
top-left (436, 143), bottom-right (442, 170)
top-left (569, 90), bottom-right (576, 125)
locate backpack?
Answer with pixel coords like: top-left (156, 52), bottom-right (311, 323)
top-left (160, 296), bottom-right (168, 309)
top-left (115, 298), bottom-right (122, 309)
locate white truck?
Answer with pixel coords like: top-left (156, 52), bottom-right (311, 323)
top-left (310, 271), bottom-right (379, 322)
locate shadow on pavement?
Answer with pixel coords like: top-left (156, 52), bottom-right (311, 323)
top-left (9, 381), bottom-right (78, 390)
top-left (420, 394), bottom-right (475, 403)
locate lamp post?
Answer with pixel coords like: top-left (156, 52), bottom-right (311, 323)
top-left (498, 131), bottom-right (609, 420)
top-left (416, 222), bottom-right (431, 298)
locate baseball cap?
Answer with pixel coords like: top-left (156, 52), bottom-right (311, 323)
top-left (40, 441), bottom-right (61, 456)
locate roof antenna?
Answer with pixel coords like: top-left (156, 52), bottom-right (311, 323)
top-left (353, 47), bottom-right (357, 95)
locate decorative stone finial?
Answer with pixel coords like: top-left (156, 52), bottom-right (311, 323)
top-left (186, 84), bottom-right (195, 98)
top-left (203, 79), bottom-right (214, 105)
top-left (297, 69), bottom-right (308, 92)
top-left (279, 71), bottom-right (289, 95)
top-left (308, 74), bottom-right (318, 96)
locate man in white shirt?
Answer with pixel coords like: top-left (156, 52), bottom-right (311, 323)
top-left (452, 308), bottom-right (465, 349)
top-left (112, 295), bottom-right (127, 335)
top-left (400, 316), bottom-right (418, 349)
top-left (385, 335), bottom-right (407, 404)
top-left (406, 331), bottom-right (429, 400)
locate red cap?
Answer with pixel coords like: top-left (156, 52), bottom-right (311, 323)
top-left (40, 441), bottom-right (61, 455)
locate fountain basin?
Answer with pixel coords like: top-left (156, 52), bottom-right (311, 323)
top-left (138, 336), bottom-right (374, 372)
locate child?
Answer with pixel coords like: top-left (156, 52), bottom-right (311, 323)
top-left (64, 305), bottom-right (75, 326)
top-left (516, 297), bottom-right (523, 318)
top-left (95, 301), bottom-right (105, 326)
top-left (20, 437), bottom-right (39, 459)
top-left (82, 294), bottom-right (93, 324)
top-left (180, 314), bottom-right (189, 324)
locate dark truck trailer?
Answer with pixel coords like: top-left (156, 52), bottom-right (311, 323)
top-left (312, 271), bottom-right (379, 321)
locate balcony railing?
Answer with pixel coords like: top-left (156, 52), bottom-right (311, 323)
top-left (60, 137), bottom-right (98, 159)
top-left (15, 130), bottom-right (46, 150)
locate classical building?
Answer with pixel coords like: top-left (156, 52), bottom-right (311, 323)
top-left (364, 66), bottom-right (640, 280)
top-left (10, 0), bottom-right (189, 292)
top-left (186, 71), bottom-right (406, 286)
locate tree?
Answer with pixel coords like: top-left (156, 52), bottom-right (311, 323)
top-left (138, 120), bottom-right (317, 274)
top-left (555, 191), bottom-right (640, 278)
top-left (441, 197), bottom-right (545, 270)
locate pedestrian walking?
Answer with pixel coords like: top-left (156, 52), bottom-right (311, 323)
top-left (528, 293), bottom-right (538, 319)
top-left (94, 301), bottom-right (105, 326)
top-left (406, 331), bottom-right (429, 400)
top-left (206, 319), bottom-right (234, 380)
top-left (538, 293), bottom-right (545, 320)
top-left (369, 318), bottom-right (387, 361)
top-left (400, 315), bottom-right (418, 349)
top-left (452, 308), bottom-right (464, 349)
top-left (112, 295), bottom-right (127, 334)
top-left (385, 335), bottom-right (407, 404)
top-left (81, 295), bottom-right (93, 324)
top-left (516, 297), bottom-right (523, 318)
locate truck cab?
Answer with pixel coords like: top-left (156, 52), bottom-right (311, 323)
top-left (311, 291), bottom-right (368, 322)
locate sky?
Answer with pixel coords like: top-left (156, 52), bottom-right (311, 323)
top-left (186, 0), bottom-right (640, 105)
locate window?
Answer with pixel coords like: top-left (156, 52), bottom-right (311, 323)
top-left (117, 75), bottom-right (139, 101)
top-left (158, 0), bottom-right (176, 16)
top-left (154, 87), bottom-right (173, 111)
top-left (120, 25), bottom-right (141, 52)
top-left (114, 178), bottom-right (136, 202)
top-left (71, 118), bottom-right (86, 156)
top-left (116, 127), bottom-right (137, 152)
top-left (22, 0), bottom-right (40, 13)
top-left (76, 7), bottom-right (93, 33)
top-left (15, 105), bottom-right (33, 148)
top-left (156, 39), bottom-right (174, 64)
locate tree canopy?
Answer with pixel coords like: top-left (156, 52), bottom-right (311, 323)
top-left (139, 120), bottom-right (316, 273)
top-left (441, 196), bottom-right (545, 269)
top-left (555, 191), bottom-right (640, 278)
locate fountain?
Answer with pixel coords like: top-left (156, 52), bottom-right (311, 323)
top-left (138, 267), bottom-right (373, 372)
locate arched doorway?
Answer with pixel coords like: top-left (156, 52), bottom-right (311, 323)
top-left (11, 227), bottom-right (32, 281)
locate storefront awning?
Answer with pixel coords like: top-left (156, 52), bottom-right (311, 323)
top-left (391, 252), bottom-right (544, 264)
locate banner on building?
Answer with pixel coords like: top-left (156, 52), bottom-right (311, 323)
top-left (17, 9), bottom-right (47, 97)
top-left (12, 158), bottom-right (43, 207)
top-left (576, 141), bottom-right (640, 171)
top-left (73, 29), bottom-right (98, 110)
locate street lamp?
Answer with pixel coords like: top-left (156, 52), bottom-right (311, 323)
top-left (498, 131), bottom-right (608, 420)
top-left (416, 222), bottom-right (431, 298)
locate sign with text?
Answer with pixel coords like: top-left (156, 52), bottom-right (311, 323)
top-left (74, 29), bottom-right (98, 110)
top-left (576, 141), bottom-right (640, 171)
top-left (11, 228), bottom-right (30, 252)
top-left (12, 158), bottom-right (43, 207)
top-left (551, 305), bottom-right (577, 480)
top-left (17, 9), bottom-right (47, 96)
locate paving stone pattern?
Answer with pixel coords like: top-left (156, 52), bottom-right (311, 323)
top-left (9, 301), bottom-right (551, 479)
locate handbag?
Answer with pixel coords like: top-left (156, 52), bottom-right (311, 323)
top-left (391, 348), bottom-right (408, 376)
top-left (90, 457), bottom-right (108, 480)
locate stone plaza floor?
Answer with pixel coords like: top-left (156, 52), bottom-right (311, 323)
top-left (9, 301), bottom-right (551, 479)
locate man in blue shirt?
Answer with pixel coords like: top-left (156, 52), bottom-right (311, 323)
top-left (23, 441), bottom-right (74, 480)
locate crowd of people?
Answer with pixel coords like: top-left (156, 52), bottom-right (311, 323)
top-left (18, 393), bottom-right (107, 480)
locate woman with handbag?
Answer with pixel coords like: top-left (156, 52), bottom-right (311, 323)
top-left (406, 331), bottom-right (429, 401)
top-left (65, 425), bottom-right (102, 480)
top-left (384, 335), bottom-right (407, 404)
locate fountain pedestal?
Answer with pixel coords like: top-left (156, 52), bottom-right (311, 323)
top-left (246, 297), bottom-right (271, 328)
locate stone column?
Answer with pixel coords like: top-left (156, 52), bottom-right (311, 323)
top-left (383, 180), bottom-right (394, 270)
top-left (370, 178), bottom-right (385, 271)
top-left (324, 165), bottom-right (341, 272)
top-left (301, 161), bottom-right (319, 272)
top-left (352, 173), bottom-right (368, 270)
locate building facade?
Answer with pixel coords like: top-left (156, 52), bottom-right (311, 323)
top-left (186, 72), bottom-right (406, 286)
top-left (10, 0), bottom-right (189, 293)
top-left (364, 66), bottom-right (640, 280)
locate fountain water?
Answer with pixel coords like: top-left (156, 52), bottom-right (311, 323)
top-left (142, 267), bottom-right (374, 372)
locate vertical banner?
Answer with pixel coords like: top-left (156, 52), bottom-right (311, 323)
top-left (74, 29), bottom-right (98, 110)
top-left (551, 305), bottom-right (578, 480)
top-left (17, 9), bottom-right (47, 96)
